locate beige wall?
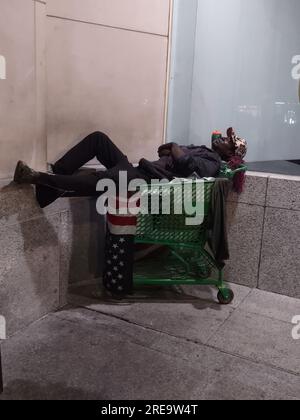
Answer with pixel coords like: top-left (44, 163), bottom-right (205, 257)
top-left (47, 0), bottom-right (170, 36)
top-left (0, 0), bottom-right (171, 178)
top-left (46, 0), bottom-right (171, 164)
top-left (0, 0), bottom-right (47, 179)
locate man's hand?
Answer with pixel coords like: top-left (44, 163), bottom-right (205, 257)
top-left (171, 143), bottom-right (185, 160)
top-left (158, 143), bottom-right (174, 158)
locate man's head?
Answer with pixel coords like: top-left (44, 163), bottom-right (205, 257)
top-left (212, 128), bottom-right (247, 162)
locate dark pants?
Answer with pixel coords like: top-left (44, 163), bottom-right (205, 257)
top-left (37, 132), bottom-right (147, 196)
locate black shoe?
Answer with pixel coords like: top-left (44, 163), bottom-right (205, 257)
top-left (13, 161), bottom-right (40, 184)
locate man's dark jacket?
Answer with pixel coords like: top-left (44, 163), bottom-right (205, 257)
top-left (138, 145), bottom-right (221, 181)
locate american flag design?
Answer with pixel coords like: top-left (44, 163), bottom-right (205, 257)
top-left (103, 198), bottom-right (138, 296)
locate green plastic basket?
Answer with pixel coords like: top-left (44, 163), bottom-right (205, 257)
top-left (136, 180), bottom-right (215, 246)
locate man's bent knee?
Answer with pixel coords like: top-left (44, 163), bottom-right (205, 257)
top-left (91, 131), bottom-right (110, 140)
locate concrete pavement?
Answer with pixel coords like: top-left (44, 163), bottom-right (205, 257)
top-left (0, 283), bottom-right (300, 400)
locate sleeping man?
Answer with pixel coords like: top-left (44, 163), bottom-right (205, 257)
top-left (13, 129), bottom-right (247, 208)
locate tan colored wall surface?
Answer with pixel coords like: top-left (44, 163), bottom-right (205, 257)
top-left (0, 0), bottom-right (47, 179)
top-left (0, 0), bottom-right (171, 177)
top-left (46, 0), bottom-right (171, 164)
top-left (47, 0), bottom-right (170, 36)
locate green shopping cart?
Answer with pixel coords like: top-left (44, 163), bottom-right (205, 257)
top-left (133, 164), bottom-right (247, 305)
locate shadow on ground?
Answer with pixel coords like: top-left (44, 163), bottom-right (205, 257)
top-left (1, 379), bottom-right (102, 400)
top-left (68, 282), bottom-right (221, 312)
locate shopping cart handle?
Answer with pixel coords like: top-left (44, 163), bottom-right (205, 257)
top-left (231, 165), bottom-right (248, 175)
top-left (220, 164), bottom-right (247, 179)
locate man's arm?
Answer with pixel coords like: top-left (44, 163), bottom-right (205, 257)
top-left (158, 143), bottom-right (220, 178)
top-left (158, 143), bottom-right (185, 159)
top-left (171, 144), bottom-right (221, 178)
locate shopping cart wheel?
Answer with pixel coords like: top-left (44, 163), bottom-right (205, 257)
top-left (217, 289), bottom-right (234, 305)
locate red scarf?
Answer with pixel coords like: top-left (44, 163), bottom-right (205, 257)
top-left (228, 156), bottom-right (246, 194)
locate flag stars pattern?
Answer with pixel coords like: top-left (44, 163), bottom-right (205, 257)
top-left (104, 233), bottom-right (134, 295)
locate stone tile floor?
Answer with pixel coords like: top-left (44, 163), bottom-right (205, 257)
top-left (0, 283), bottom-right (300, 400)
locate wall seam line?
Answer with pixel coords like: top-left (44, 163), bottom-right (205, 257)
top-left (256, 177), bottom-right (270, 290)
top-left (46, 14), bottom-right (169, 38)
top-left (163, 0), bottom-right (174, 143)
top-left (187, 0), bottom-right (199, 144)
